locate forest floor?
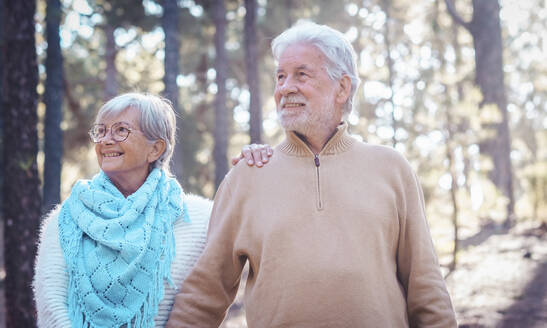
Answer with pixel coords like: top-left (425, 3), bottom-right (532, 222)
top-left (446, 220), bottom-right (547, 327)
top-left (221, 220), bottom-right (547, 328)
top-left (0, 220), bottom-right (545, 327)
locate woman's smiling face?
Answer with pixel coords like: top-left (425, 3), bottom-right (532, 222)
top-left (94, 107), bottom-right (157, 181)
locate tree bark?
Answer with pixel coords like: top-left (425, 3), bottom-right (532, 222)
top-left (43, 0), bottom-right (64, 213)
top-left (2, 0), bottom-right (42, 326)
top-left (212, 0), bottom-right (229, 190)
top-left (0, 0), bottom-right (4, 220)
top-left (445, 0), bottom-right (514, 225)
top-left (244, 0), bottom-right (262, 144)
top-left (162, 0), bottom-right (184, 181)
top-left (104, 23), bottom-right (118, 101)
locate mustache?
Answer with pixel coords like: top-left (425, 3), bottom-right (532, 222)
top-left (280, 95), bottom-right (307, 107)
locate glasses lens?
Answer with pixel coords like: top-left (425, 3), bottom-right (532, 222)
top-left (90, 124), bottom-right (106, 142)
top-left (112, 122), bottom-right (131, 142)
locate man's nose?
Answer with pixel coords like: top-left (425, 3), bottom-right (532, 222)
top-left (279, 77), bottom-right (298, 95)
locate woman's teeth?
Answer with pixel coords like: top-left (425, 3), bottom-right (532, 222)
top-left (104, 152), bottom-right (122, 157)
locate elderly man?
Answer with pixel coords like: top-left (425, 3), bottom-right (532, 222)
top-left (167, 22), bottom-right (457, 328)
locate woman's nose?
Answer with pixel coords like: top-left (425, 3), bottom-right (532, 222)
top-left (99, 128), bottom-right (116, 144)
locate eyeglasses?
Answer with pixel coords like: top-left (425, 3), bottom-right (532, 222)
top-left (88, 122), bottom-right (141, 143)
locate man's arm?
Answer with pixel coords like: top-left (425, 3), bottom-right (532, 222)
top-left (395, 160), bottom-right (458, 328)
top-left (167, 172), bottom-right (246, 328)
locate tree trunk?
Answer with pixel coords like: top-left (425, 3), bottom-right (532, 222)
top-left (445, 0), bottom-right (514, 225)
top-left (0, 0), bottom-right (4, 219)
top-left (244, 0), bottom-right (262, 144)
top-left (2, 0), bottom-right (42, 326)
top-left (434, 0), bottom-right (461, 274)
top-left (285, 0), bottom-right (293, 27)
top-left (470, 0), bottom-right (514, 225)
top-left (381, 0), bottom-right (397, 147)
top-left (212, 0), bottom-right (229, 190)
top-left (43, 0), bottom-right (64, 213)
top-left (162, 0), bottom-right (184, 181)
top-left (104, 23), bottom-right (118, 101)
top-left (445, 109), bottom-right (460, 273)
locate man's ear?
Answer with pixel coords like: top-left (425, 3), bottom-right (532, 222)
top-left (148, 139), bottom-right (167, 163)
top-left (335, 75), bottom-right (352, 105)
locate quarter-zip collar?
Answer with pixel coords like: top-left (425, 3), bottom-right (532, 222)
top-left (278, 122), bottom-right (355, 157)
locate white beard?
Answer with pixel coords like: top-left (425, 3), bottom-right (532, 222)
top-left (277, 94), bottom-right (337, 137)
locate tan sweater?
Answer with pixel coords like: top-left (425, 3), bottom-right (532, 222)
top-left (167, 123), bottom-right (457, 328)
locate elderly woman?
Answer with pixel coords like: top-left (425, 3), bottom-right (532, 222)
top-left (33, 93), bottom-right (271, 327)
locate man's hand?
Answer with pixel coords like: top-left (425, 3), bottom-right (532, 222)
top-left (232, 144), bottom-right (274, 167)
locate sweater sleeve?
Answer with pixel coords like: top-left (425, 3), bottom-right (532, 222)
top-left (167, 172), bottom-right (246, 328)
top-left (33, 209), bottom-right (72, 328)
top-left (395, 162), bottom-right (457, 328)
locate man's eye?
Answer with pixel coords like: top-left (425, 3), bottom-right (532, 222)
top-left (95, 127), bottom-right (105, 135)
top-left (298, 72), bottom-right (307, 77)
top-left (277, 74), bottom-right (285, 80)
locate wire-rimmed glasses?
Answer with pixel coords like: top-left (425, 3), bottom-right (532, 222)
top-left (88, 122), bottom-right (139, 143)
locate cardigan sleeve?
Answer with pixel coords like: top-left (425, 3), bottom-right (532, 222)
top-left (33, 209), bottom-right (72, 328)
top-left (153, 194), bottom-right (212, 327)
top-left (395, 161), bottom-right (457, 328)
top-left (167, 171), bottom-right (246, 328)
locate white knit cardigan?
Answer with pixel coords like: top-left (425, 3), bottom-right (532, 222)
top-left (33, 194), bottom-right (212, 328)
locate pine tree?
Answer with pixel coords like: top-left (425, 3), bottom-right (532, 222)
top-left (2, 0), bottom-right (41, 325)
top-left (43, 0), bottom-right (64, 213)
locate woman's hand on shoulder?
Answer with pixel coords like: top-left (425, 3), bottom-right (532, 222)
top-left (231, 144), bottom-right (273, 168)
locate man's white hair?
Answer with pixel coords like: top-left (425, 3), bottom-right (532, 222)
top-left (96, 93), bottom-right (177, 176)
top-left (271, 21), bottom-right (361, 115)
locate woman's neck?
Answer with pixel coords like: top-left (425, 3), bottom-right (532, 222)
top-left (108, 170), bottom-right (148, 197)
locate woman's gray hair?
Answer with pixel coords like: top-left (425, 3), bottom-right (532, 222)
top-left (96, 93), bottom-right (177, 175)
top-left (271, 21), bottom-right (361, 115)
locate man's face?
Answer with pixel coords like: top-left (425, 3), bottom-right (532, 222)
top-left (274, 43), bottom-right (342, 137)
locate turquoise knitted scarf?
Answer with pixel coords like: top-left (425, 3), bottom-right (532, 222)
top-left (58, 168), bottom-right (187, 328)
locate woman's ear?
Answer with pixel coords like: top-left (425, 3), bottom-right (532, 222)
top-left (147, 139), bottom-right (167, 163)
top-left (335, 75), bottom-right (352, 105)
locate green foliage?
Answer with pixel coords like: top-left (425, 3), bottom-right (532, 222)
top-left (41, 0), bottom-right (546, 226)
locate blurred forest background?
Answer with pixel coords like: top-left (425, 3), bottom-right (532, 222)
top-left (0, 0), bottom-right (546, 327)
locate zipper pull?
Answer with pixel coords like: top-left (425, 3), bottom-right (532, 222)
top-left (314, 154), bottom-right (320, 167)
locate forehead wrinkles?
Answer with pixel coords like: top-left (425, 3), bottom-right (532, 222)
top-left (97, 107), bottom-right (140, 127)
top-left (277, 54), bottom-right (329, 76)
top-left (280, 43), bottom-right (326, 61)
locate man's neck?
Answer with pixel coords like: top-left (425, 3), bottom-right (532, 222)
top-left (295, 126), bottom-right (339, 154)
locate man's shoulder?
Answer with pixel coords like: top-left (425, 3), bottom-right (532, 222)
top-left (226, 151), bottom-right (284, 179)
top-left (351, 140), bottom-right (408, 165)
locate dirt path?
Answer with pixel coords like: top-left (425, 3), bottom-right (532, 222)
top-left (446, 222), bottom-right (547, 327)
